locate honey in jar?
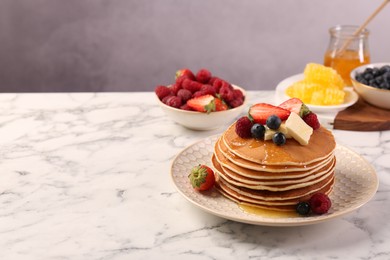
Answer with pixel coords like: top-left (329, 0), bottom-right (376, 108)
top-left (323, 25), bottom-right (370, 86)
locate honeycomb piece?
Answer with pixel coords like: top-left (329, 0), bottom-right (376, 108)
top-left (303, 63), bottom-right (345, 90)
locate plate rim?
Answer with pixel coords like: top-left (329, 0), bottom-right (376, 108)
top-left (170, 135), bottom-right (379, 226)
top-left (275, 73), bottom-right (359, 113)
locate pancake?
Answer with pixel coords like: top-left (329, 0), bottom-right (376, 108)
top-left (211, 120), bottom-right (337, 212)
top-left (223, 124), bottom-right (336, 166)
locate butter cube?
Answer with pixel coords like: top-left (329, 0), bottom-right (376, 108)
top-left (285, 113), bottom-right (313, 145)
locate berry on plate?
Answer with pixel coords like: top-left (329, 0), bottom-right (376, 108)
top-left (251, 123), bottom-right (266, 139)
top-left (295, 201), bottom-right (311, 216)
top-left (235, 116), bottom-right (253, 138)
top-left (249, 103), bottom-right (291, 125)
top-left (309, 193), bottom-right (331, 214)
top-left (272, 132), bottom-right (286, 146)
top-left (303, 112), bottom-right (320, 130)
top-left (266, 115), bottom-right (282, 130)
top-left (188, 165), bottom-right (215, 191)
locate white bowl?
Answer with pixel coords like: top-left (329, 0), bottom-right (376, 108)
top-left (275, 73), bottom-right (358, 113)
top-left (350, 62), bottom-right (390, 110)
top-left (157, 85), bottom-right (247, 130)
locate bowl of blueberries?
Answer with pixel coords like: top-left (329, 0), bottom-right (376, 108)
top-left (350, 62), bottom-right (390, 110)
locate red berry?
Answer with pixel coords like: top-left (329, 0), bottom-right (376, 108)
top-left (180, 103), bottom-right (193, 111)
top-left (200, 84), bottom-right (217, 96)
top-left (177, 89), bottom-right (192, 102)
top-left (208, 76), bottom-right (219, 85)
top-left (170, 84), bottom-right (181, 95)
top-left (175, 75), bottom-right (187, 88)
top-left (235, 116), bottom-right (253, 138)
top-left (175, 68), bottom-right (195, 80)
top-left (233, 88), bottom-right (244, 100)
top-left (155, 85), bottom-right (173, 100)
top-left (165, 96), bottom-right (182, 108)
top-left (229, 98), bottom-right (244, 108)
top-left (309, 193), bottom-right (331, 214)
top-left (303, 112), bottom-right (320, 130)
top-left (182, 79), bottom-right (202, 93)
top-left (161, 94), bottom-right (174, 104)
top-left (219, 84), bottom-right (235, 102)
top-left (196, 69), bottom-right (212, 84)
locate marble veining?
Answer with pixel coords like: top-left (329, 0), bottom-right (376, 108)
top-left (0, 91), bottom-right (389, 260)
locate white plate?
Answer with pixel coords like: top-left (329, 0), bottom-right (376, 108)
top-left (171, 135), bottom-right (378, 226)
top-left (275, 74), bottom-right (359, 114)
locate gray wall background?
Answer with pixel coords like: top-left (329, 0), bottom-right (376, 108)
top-left (0, 0), bottom-right (389, 92)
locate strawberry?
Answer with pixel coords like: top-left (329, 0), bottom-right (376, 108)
top-left (248, 103), bottom-right (291, 124)
top-left (187, 94), bottom-right (222, 113)
top-left (215, 98), bottom-right (228, 111)
top-left (188, 165), bottom-right (215, 191)
top-left (175, 68), bottom-right (195, 80)
top-left (279, 98), bottom-right (310, 117)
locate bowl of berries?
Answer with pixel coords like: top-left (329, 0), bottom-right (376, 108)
top-left (155, 68), bottom-right (247, 130)
top-left (350, 62), bottom-right (390, 110)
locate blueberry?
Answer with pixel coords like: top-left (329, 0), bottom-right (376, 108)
top-left (364, 68), bottom-right (373, 74)
top-left (296, 201), bottom-right (311, 216)
top-left (266, 115), bottom-right (282, 130)
top-left (251, 124), bottom-right (265, 139)
top-left (379, 65), bottom-right (390, 74)
top-left (375, 76), bottom-right (384, 85)
top-left (272, 132), bottom-right (286, 146)
top-left (363, 73), bottom-right (374, 81)
top-left (383, 72), bottom-right (390, 83)
top-left (372, 67), bottom-right (381, 77)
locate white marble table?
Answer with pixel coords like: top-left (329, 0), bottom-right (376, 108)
top-left (0, 91), bottom-right (389, 260)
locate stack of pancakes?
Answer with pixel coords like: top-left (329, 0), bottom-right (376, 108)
top-left (212, 123), bottom-right (336, 211)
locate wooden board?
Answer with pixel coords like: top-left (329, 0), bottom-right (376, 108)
top-left (333, 98), bottom-right (390, 131)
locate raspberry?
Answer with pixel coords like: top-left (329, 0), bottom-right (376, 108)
top-left (196, 69), bottom-right (212, 84)
top-left (303, 112), bottom-right (320, 130)
top-left (213, 79), bottom-right (229, 93)
top-left (200, 84), bottom-right (217, 96)
top-left (165, 96), bottom-right (182, 108)
top-left (180, 103), bottom-right (193, 111)
top-left (170, 84), bottom-right (181, 95)
top-left (177, 89), bottom-right (192, 102)
top-left (175, 75), bottom-right (187, 88)
top-left (229, 98), bottom-right (244, 108)
top-left (309, 193), bottom-right (331, 214)
top-left (235, 116), bottom-right (253, 138)
top-left (233, 89), bottom-right (244, 100)
top-left (161, 94), bottom-right (174, 104)
top-left (219, 84), bottom-right (235, 102)
top-left (208, 76), bottom-right (219, 86)
top-left (192, 90), bottom-right (207, 98)
top-left (155, 85), bottom-right (172, 100)
top-left (182, 79), bottom-right (202, 93)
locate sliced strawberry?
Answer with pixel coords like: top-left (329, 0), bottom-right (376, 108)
top-left (279, 98), bottom-right (310, 117)
top-left (248, 103), bottom-right (290, 124)
top-left (215, 98), bottom-right (228, 111)
top-left (187, 94), bottom-right (216, 113)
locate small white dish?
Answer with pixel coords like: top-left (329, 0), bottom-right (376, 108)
top-left (157, 85), bottom-right (247, 131)
top-left (275, 73), bottom-right (359, 113)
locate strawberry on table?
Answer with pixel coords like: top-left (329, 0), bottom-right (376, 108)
top-left (188, 165), bottom-right (215, 191)
top-left (187, 94), bottom-right (225, 113)
top-left (249, 103), bottom-right (290, 124)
